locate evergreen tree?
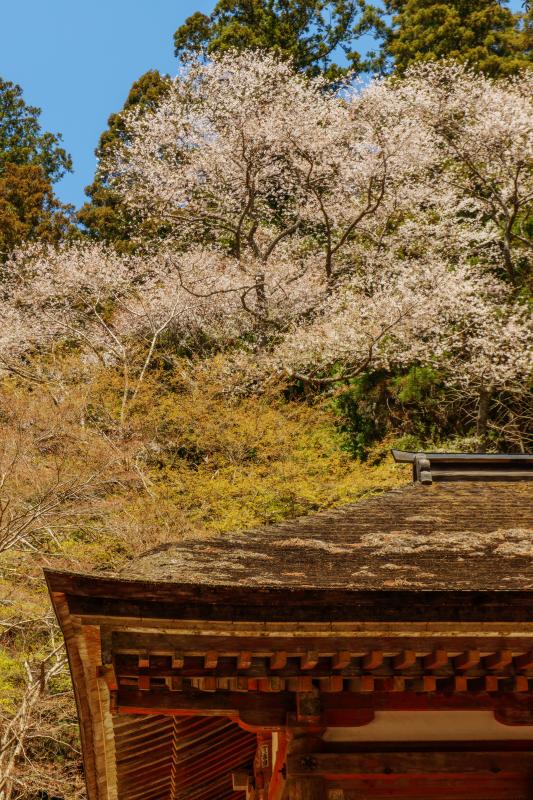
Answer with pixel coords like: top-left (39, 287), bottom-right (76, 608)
top-left (77, 70), bottom-right (171, 250)
top-left (377, 0), bottom-right (531, 76)
top-left (0, 78), bottom-right (73, 257)
top-left (0, 163), bottom-right (72, 255)
top-left (0, 78), bottom-right (71, 181)
top-left (174, 0), bottom-right (379, 80)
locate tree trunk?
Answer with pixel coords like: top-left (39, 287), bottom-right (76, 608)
top-left (501, 231), bottom-right (516, 286)
top-left (476, 386), bottom-right (491, 451)
top-left (255, 272), bottom-right (267, 317)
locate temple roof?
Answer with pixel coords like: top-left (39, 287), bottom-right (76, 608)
top-left (122, 478), bottom-right (533, 592)
top-left (44, 452), bottom-right (533, 800)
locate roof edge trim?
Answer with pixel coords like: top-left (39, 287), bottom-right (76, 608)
top-left (391, 450), bottom-right (533, 484)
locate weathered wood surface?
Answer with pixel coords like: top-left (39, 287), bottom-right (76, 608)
top-left (114, 714), bottom-right (255, 800)
top-left (109, 627), bottom-right (533, 652)
top-left (116, 687), bottom-right (533, 729)
top-left (56, 585), bottom-right (533, 623)
top-left (287, 776), bottom-right (327, 800)
top-left (287, 750), bottom-right (533, 776)
top-left (111, 643), bottom-right (533, 705)
top-left (332, 775), bottom-right (533, 800)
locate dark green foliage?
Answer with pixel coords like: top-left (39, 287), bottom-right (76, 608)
top-left (0, 79), bottom-right (73, 257)
top-left (0, 163), bottom-right (73, 256)
top-left (333, 364), bottom-right (532, 457)
top-left (286, 366), bottom-right (466, 459)
top-left (0, 78), bottom-right (72, 182)
top-left (333, 371), bottom-right (392, 459)
top-left (174, 0), bottom-right (381, 80)
top-left (375, 0), bottom-right (531, 76)
top-left (77, 71), bottom-right (172, 250)
top-left (173, 0), bottom-right (531, 79)
top-left (392, 365), bottom-right (440, 404)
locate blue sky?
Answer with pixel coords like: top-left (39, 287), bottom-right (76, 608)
top-left (0, 0), bottom-right (524, 209)
top-left (0, 1), bottom-right (212, 207)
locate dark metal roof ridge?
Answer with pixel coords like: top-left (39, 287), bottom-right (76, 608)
top-left (392, 450), bottom-right (532, 463)
top-left (392, 450), bottom-right (533, 485)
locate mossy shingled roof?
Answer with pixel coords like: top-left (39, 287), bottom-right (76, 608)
top-left (123, 481), bottom-right (533, 591)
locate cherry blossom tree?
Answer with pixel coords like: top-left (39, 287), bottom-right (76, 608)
top-left (268, 229), bottom-right (529, 389)
top-left (2, 210), bottom-right (509, 410)
top-left (0, 243), bottom-right (202, 421)
top-left (104, 52), bottom-right (440, 303)
top-left (1, 54), bottom-right (530, 443)
top-left (435, 302), bottom-right (533, 447)
top-left (107, 53), bottom-right (532, 289)
top-left (389, 61), bottom-right (533, 286)
top-left (0, 240), bottom-right (326, 421)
